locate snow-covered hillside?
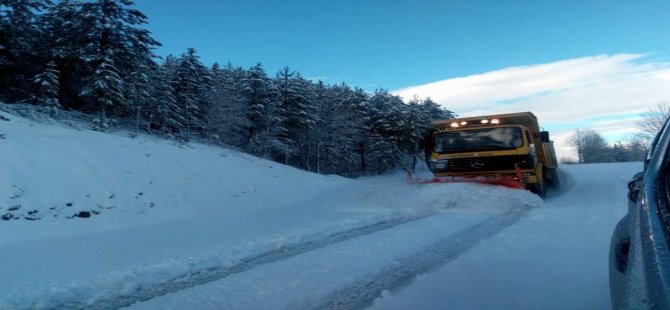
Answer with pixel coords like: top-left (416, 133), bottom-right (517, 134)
top-left (0, 109), bottom-right (348, 240)
top-left (0, 110), bottom-right (639, 309)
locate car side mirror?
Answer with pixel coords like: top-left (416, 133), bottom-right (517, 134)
top-left (628, 171), bottom-right (644, 202)
top-left (540, 131), bottom-right (550, 143)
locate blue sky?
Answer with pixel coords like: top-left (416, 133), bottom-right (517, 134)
top-left (134, 0), bottom-right (670, 158)
top-left (135, 0), bottom-right (670, 89)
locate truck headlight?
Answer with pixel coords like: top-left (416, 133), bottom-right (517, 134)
top-left (430, 159), bottom-right (448, 170)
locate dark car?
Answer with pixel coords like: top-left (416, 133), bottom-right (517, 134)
top-left (610, 119), bottom-right (670, 309)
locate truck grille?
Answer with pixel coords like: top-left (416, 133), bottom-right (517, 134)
top-left (436, 155), bottom-right (534, 173)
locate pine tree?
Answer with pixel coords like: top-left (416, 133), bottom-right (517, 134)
top-left (126, 61), bottom-right (156, 131)
top-left (274, 67), bottom-right (314, 165)
top-left (398, 97), bottom-right (424, 171)
top-left (242, 63), bottom-right (291, 158)
top-left (365, 90), bottom-right (406, 173)
top-left (149, 55), bottom-right (181, 135)
top-left (206, 62), bottom-right (249, 147)
top-left (40, 0), bottom-right (85, 109)
top-left (421, 97), bottom-right (454, 120)
top-left (32, 60), bottom-right (60, 109)
top-left (173, 48), bottom-right (212, 137)
top-left (77, 0), bottom-right (160, 124)
top-left (79, 51), bottom-right (124, 129)
top-left (294, 76), bottom-right (318, 170)
top-left (312, 83), bottom-right (369, 175)
top-left (0, 0), bottom-right (51, 102)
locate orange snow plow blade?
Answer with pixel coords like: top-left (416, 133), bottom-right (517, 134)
top-left (406, 176), bottom-right (526, 189)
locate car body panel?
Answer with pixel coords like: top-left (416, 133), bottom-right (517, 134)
top-left (610, 120), bottom-right (670, 309)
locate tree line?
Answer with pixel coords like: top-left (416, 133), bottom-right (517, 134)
top-left (564, 103), bottom-right (670, 164)
top-left (0, 0), bottom-right (454, 176)
top-left (564, 128), bottom-right (647, 164)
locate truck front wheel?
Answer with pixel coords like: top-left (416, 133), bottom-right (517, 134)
top-left (527, 182), bottom-right (546, 198)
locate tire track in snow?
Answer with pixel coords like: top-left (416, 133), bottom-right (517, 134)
top-left (53, 214), bottom-right (432, 310)
top-left (310, 205), bottom-right (531, 310)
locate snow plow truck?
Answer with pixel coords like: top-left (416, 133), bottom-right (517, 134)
top-left (420, 112), bottom-right (558, 196)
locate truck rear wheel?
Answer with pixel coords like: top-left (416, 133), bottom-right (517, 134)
top-left (544, 168), bottom-right (559, 189)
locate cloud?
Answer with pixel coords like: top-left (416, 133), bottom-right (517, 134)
top-left (392, 54), bottom-right (670, 159)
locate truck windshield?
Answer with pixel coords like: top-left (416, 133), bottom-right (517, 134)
top-left (433, 127), bottom-right (524, 153)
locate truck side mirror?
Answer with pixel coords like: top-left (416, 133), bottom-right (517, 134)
top-left (540, 131), bottom-right (550, 142)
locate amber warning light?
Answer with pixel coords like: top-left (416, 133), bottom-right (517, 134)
top-left (449, 118), bottom-right (501, 128)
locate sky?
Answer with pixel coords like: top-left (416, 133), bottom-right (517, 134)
top-left (134, 0), bottom-right (670, 159)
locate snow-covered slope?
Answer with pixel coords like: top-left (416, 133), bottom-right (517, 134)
top-left (0, 110), bottom-right (348, 241)
top-left (0, 109), bottom-right (629, 310)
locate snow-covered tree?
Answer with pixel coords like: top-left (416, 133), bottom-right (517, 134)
top-left (206, 63), bottom-right (249, 147)
top-left (80, 52), bottom-right (124, 129)
top-left (311, 83), bottom-right (369, 175)
top-left (242, 63), bottom-right (291, 158)
top-left (77, 0), bottom-right (160, 123)
top-left (172, 48), bottom-right (212, 137)
top-left (126, 61), bottom-right (156, 131)
top-left (32, 60), bottom-right (60, 109)
top-left (274, 67), bottom-right (316, 165)
top-left (365, 90), bottom-right (406, 173)
top-left (149, 55), bottom-right (182, 135)
top-left (39, 0), bottom-right (84, 108)
top-left (0, 0), bottom-right (51, 102)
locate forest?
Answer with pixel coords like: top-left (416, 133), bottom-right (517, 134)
top-left (0, 0), bottom-right (454, 176)
top-left (3, 0), bottom-right (650, 177)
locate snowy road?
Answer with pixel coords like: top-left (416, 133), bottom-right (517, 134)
top-left (128, 164), bottom-right (638, 310)
top-left (370, 163), bottom-right (639, 310)
top-left (129, 204), bottom-right (531, 310)
top-left (56, 215), bottom-right (430, 309)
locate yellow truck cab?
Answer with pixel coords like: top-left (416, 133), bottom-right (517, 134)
top-left (425, 112), bottom-right (558, 195)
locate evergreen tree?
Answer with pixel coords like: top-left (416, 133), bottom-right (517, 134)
top-left (366, 90), bottom-right (405, 173)
top-left (243, 63), bottom-right (290, 158)
top-left (421, 97), bottom-right (454, 120)
top-left (173, 48), bottom-right (212, 137)
top-left (274, 67), bottom-right (314, 165)
top-left (32, 60), bottom-right (60, 109)
top-left (206, 62), bottom-right (249, 147)
top-left (0, 0), bottom-right (51, 102)
top-left (149, 55), bottom-right (181, 135)
top-left (126, 61), bottom-right (156, 131)
top-left (80, 52), bottom-right (124, 129)
top-left (398, 97), bottom-right (425, 171)
top-left (77, 0), bottom-right (160, 124)
top-left (312, 83), bottom-right (369, 175)
top-left (40, 0), bottom-right (86, 109)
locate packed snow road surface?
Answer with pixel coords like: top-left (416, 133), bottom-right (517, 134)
top-left (128, 203), bottom-right (532, 310)
top-left (370, 163), bottom-right (640, 310)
